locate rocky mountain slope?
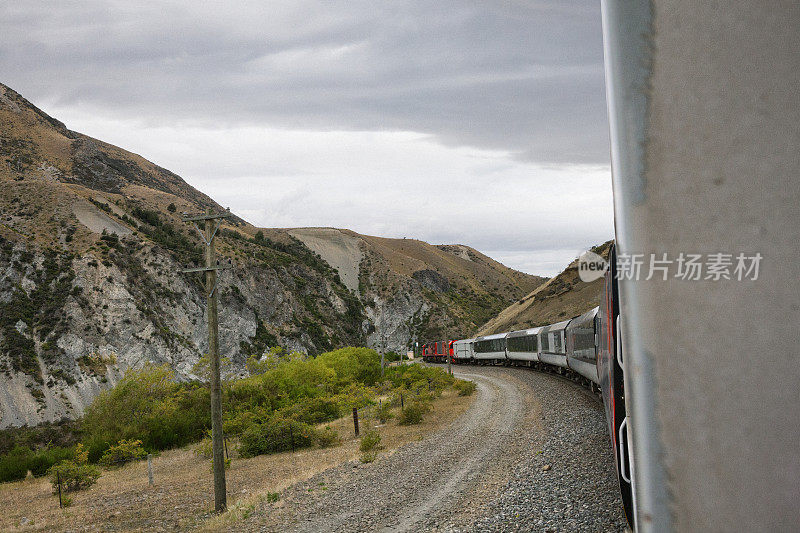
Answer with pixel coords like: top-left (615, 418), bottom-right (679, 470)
top-left (0, 83), bottom-right (543, 427)
top-left (476, 241), bottom-right (612, 335)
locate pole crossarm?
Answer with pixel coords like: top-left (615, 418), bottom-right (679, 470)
top-left (181, 208), bottom-right (232, 222)
top-left (180, 264), bottom-right (232, 274)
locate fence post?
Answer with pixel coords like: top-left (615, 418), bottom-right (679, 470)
top-left (223, 436), bottom-right (229, 460)
top-left (353, 407), bottom-right (360, 437)
top-left (147, 454), bottom-right (154, 486)
top-left (57, 470), bottom-right (63, 508)
top-left (400, 393), bottom-right (404, 410)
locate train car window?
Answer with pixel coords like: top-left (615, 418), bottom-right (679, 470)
top-left (508, 334), bottom-right (538, 353)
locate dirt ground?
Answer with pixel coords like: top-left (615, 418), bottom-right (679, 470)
top-left (0, 389), bottom-right (475, 532)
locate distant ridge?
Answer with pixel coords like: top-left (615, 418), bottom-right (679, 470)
top-left (477, 241), bottom-right (613, 335)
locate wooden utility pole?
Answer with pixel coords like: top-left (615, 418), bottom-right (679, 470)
top-left (381, 334), bottom-right (386, 377)
top-left (379, 308), bottom-right (385, 376)
top-left (447, 340), bottom-right (452, 375)
top-left (182, 207), bottom-right (231, 513)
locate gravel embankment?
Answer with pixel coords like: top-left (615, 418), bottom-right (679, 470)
top-left (463, 368), bottom-right (628, 532)
top-left (235, 366), bottom-right (627, 532)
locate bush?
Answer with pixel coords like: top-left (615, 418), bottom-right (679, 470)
top-left (48, 460), bottom-right (101, 492)
top-left (399, 401), bottom-right (431, 426)
top-left (194, 430), bottom-right (213, 459)
top-left (47, 444), bottom-right (100, 493)
top-left (359, 430), bottom-right (382, 453)
top-left (315, 347), bottom-right (382, 386)
top-left (384, 365), bottom-right (454, 398)
top-left (0, 444), bottom-right (74, 482)
top-left (360, 450), bottom-right (377, 463)
top-left (316, 426), bottom-right (341, 448)
top-left (238, 418), bottom-right (318, 458)
top-left (277, 396), bottom-right (341, 426)
top-left (81, 365), bottom-right (208, 460)
top-left (454, 379), bottom-right (477, 396)
top-left (98, 439), bottom-right (147, 468)
top-left (376, 402), bottom-right (394, 423)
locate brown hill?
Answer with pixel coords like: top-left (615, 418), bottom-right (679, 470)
top-left (288, 229), bottom-right (546, 346)
top-left (0, 82), bottom-right (540, 427)
top-left (476, 241), bottom-right (613, 335)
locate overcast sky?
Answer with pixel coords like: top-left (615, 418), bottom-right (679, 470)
top-left (0, 1), bottom-right (613, 276)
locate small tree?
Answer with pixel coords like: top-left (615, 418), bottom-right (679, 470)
top-left (47, 444), bottom-right (101, 493)
top-left (399, 401), bottom-right (431, 426)
top-left (98, 439), bottom-right (147, 468)
top-left (245, 346), bottom-right (286, 376)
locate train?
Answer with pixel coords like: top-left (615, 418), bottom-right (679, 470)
top-left (420, 244), bottom-right (634, 528)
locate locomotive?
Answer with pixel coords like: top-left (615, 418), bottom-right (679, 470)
top-left (420, 244), bottom-right (634, 527)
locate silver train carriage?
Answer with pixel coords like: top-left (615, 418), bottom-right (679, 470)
top-left (565, 307), bottom-right (600, 384)
top-left (537, 319), bottom-right (570, 368)
top-left (472, 332), bottom-right (507, 362)
top-left (505, 327), bottom-right (542, 363)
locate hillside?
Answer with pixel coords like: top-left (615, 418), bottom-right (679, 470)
top-left (0, 82), bottom-right (542, 427)
top-left (476, 241), bottom-right (613, 335)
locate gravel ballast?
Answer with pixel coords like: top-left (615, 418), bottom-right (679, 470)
top-left (235, 365), bottom-right (627, 532)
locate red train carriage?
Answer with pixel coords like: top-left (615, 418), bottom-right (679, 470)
top-left (420, 340), bottom-right (455, 363)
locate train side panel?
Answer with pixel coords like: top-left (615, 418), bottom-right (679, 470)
top-left (506, 327), bottom-right (541, 362)
top-left (566, 307), bottom-right (600, 384)
top-left (538, 319), bottom-right (571, 368)
top-left (473, 333), bottom-right (508, 362)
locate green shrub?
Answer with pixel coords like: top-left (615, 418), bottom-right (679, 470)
top-left (359, 430), bottom-right (382, 453)
top-left (315, 347), bottom-right (382, 386)
top-left (81, 364), bottom-right (209, 460)
top-left (238, 418), bottom-right (318, 458)
top-left (47, 445), bottom-right (100, 493)
top-left (194, 430), bottom-right (213, 459)
top-left (316, 426), bottom-right (342, 448)
top-left (399, 401), bottom-right (431, 426)
top-left (376, 402), bottom-right (394, 423)
top-left (98, 439), bottom-right (147, 468)
top-left (384, 364), bottom-right (454, 398)
top-left (266, 492), bottom-right (280, 503)
top-left (454, 379), bottom-right (477, 396)
top-left (360, 450), bottom-right (377, 463)
top-left (0, 444), bottom-right (75, 482)
top-left (277, 396), bottom-right (341, 426)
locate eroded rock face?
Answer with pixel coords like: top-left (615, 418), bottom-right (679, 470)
top-left (0, 238), bottom-right (364, 428)
top-left (412, 269), bottom-right (450, 293)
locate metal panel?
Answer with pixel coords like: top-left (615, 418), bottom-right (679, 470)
top-left (601, 1), bottom-right (800, 531)
top-left (507, 328), bottom-right (541, 362)
top-left (566, 357), bottom-right (599, 384)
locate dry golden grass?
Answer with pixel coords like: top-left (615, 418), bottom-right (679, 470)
top-left (477, 241), bottom-right (613, 335)
top-left (0, 388), bottom-right (475, 532)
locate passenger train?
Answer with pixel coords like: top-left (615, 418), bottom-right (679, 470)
top-left (420, 244), bottom-right (634, 527)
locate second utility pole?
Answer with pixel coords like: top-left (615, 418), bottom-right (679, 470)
top-left (182, 207), bottom-right (231, 513)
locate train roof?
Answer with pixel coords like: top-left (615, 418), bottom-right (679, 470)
top-left (475, 332), bottom-right (509, 341)
top-left (567, 307), bottom-right (599, 327)
top-left (506, 327), bottom-right (542, 338)
top-left (539, 318), bottom-right (571, 333)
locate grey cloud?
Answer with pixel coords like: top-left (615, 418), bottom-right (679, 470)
top-left (0, 0), bottom-right (609, 165)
